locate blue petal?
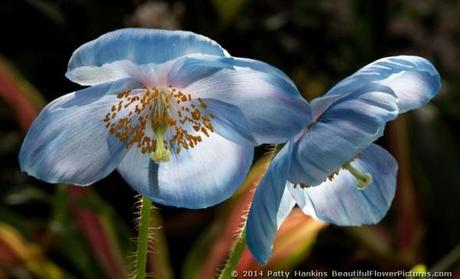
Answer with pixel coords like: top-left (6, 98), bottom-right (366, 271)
top-left (166, 54), bottom-right (233, 88)
top-left (117, 132), bottom-right (253, 208)
top-left (289, 144), bottom-right (398, 225)
top-left (199, 98), bottom-right (256, 145)
top-left (66, 28), bottom-right (230, 86)
top-left (169, 56), bottom-right (311, 144)
top-left (325, 56), bottom-right (441, 113)
top-left (19, 79), bottom-right (142, 185)
top-left (168, 55), bottom-right (298, 91)
top-left (289, 82), bottom-right (399, 186)
top-left (246, 143), bottom-right (296, 264)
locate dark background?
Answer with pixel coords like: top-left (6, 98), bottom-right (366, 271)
top-left (0, 0), bottom-right (459, 278)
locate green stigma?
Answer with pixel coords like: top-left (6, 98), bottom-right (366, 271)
top-left (343, 162), bottom-right (372, 189)
top-left (150, 124), bottom-right (171, 163)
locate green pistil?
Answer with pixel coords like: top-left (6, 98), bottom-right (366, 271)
top-left (150, 124), bottom-right (171, 163)
top-left (150, 91), bottom-right (172, 163)
top-left (343, 162), bottom-right (372, 189)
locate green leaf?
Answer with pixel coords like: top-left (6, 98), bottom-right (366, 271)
top-left (26, 0), bottom-right (66, 27)
top-left (4, 187), bottom-right (52, 205)
top-left (212, 0), bottom-right (246, 25)
top-left (0, 222), bottom-right (70, 279)
top-left (182, 223), bottom-right (220, 279)
top-left (49, 187), bottom-right (103, 278)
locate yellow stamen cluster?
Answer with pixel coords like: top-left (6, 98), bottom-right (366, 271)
top-left (103, 86), bottom-right (215, 160)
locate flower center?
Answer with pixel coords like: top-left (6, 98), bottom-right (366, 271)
top-left (103, 86), bottom-right (215, 163)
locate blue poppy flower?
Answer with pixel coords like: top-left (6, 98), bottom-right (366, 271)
top-left (246, 56), bottom-right (441, 264)
top-left (19, 28), bottom-right (310, 209)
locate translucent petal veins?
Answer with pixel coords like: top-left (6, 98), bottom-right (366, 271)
top-left (104, 86), bottom-right (215, 160)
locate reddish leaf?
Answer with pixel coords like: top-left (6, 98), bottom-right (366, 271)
top-left (388, 117), bottom-right (424, 265)
top-left (237, 209), bottom-right (326, 271)
top-left (0, 56), bottom-right (127, 278)
top-left (198, 155), bottom-right (272, 279)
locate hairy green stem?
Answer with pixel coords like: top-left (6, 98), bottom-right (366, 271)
top-left (218, 144), bottom-right (283, 278)
top-left (136, 196), bottom-right (152, 279)
top-left (218, 226), bottom-right (247, 279)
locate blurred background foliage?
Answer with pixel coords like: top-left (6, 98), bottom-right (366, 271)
top-left (0, 0), bottom-right (459, 278)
